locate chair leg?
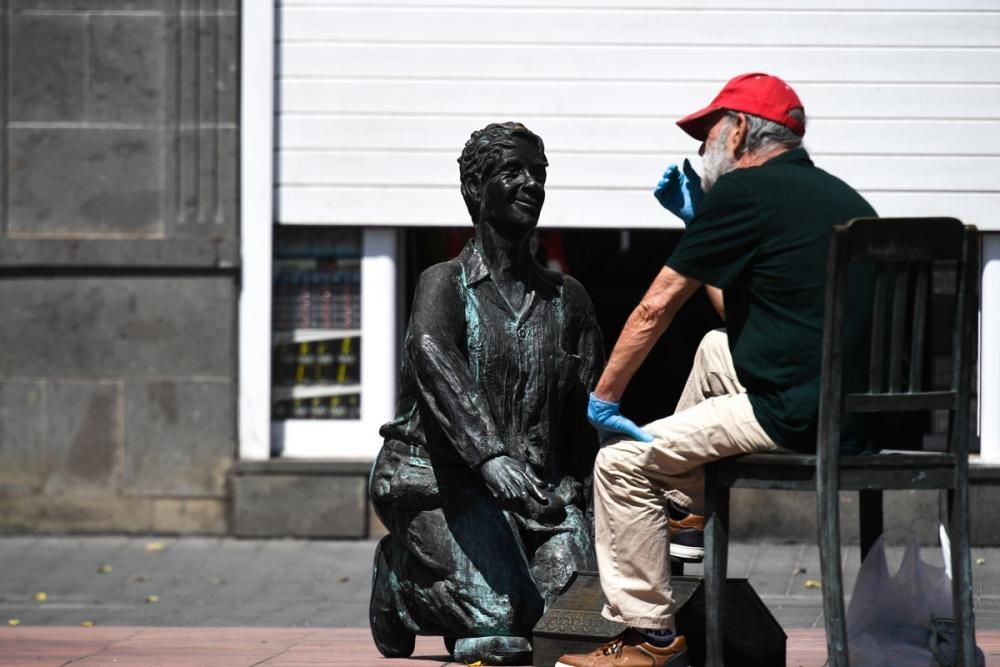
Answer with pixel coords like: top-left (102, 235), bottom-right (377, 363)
top-left (704, 465), bottom-right (730, 667)
top-left (858, 490), bottom-right (883, 563)
top-left (818, 482), bottom-right (849, 667)
top-left (948, 485), bottom-right (976, 667)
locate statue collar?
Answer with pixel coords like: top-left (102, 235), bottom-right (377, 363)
top-left (459, 240), bottom-right (559, 293)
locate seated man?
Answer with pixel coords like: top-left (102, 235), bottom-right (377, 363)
top-left (557, 73), bottom-right (876, 666)
top-left (369, 122), bottom-right (604, 665)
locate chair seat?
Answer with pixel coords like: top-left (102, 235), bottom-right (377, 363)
top-left (713, 450), bottom-right (958, 491)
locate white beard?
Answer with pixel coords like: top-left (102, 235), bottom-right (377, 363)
top-left (701, 130), bottom-right (738, 192)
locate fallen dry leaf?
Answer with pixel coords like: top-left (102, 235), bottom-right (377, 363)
top-left (97, 564), bottom-right (113, 574)
top-left (81, 621), bottom-right (94, 628)
top-left (804, 580), bottom-right (822, 589)
top-left (132, 575), bottom-right (152, 583)
top-left (976, 557), bottom-right (986, 566)
top-left (7, 619), bottom-right (21, 627)
top-left (32, 592), bottom-right (47, 602)
top-left (146, 595), bottom-right (160, 603)
top-left (145, 542), bottom-right (166, 552)
top-left (337, 576), bottom-right (350, 584)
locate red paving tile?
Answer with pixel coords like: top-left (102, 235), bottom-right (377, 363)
top-left (1, 627), bottom-right (998, 666)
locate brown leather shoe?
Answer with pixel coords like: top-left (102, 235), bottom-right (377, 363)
top-left (668, 508), bottom-right (704, 534)
top-left (555, 629), bottom-right (689, 666)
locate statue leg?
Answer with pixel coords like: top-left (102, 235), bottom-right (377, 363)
top-left (373, 489), bottom-right (545, 640)
top-left (369, 534), bottom-right (416, 658)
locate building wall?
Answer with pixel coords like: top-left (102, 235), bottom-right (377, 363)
top-left (0, 1), bottom-right (239, 533)
top-left (275, 0), bottom-right (1000, 231)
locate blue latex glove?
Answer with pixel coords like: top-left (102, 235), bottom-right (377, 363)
top-left (587, 393), bottom-right (654, 443)
top-left (653, 158), bottom-right (705, 225)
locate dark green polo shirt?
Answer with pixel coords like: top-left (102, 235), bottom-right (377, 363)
top-left (666, 148), bottom-right (875, 453)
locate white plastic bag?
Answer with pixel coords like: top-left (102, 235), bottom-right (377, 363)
top-left (846, 529), bottom-right (983, 667)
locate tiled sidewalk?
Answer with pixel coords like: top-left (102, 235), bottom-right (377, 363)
top-left (1, 537), bottom-right (998, 666)
top-left (0, 626), bottom-right (828, 666)
top-left (3, 536), bottom-right (1000, 630)
top-left (1, 627), bottom-right (998, 666)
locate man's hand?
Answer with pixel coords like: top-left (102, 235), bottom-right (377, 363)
top-left (480, 455), bottom-right (551, 511)
top-left (653, 159), bottom-right (704, 225)
top-left (587, 393), bottom-right (654, 443)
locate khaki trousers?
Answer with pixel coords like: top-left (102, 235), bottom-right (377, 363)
top-left (594, 329), bottom-right (780, 629)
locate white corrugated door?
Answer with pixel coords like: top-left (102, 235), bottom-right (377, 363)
top-left (275, 1), bottom-right (1000, 231)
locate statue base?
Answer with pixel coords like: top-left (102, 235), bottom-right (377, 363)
top-left (531, 571), bottom-right (785, 667)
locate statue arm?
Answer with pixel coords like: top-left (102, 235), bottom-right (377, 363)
top-left (406, 266), bottom-right (508, 469)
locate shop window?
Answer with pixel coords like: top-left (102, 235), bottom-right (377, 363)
top-left (271, 226), bottom-right (362, 422)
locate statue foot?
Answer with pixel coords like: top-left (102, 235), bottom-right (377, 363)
top-left (453, 636), bottom-right (532, 666)
top-left (368, 536), bottom-right (415, 658)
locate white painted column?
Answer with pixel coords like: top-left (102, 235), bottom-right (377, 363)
top-left (238, 2), bottom-right (275, 461)
top-left (980, 233), bottom-right (1000, 462)
top-left (360, 229), bottom-right (400, 434)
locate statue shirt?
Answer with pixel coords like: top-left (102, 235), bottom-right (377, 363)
top-left (379, 239), bottom-right (603, 483)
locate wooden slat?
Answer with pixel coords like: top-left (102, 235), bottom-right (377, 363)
top-left (909, 263), bottom-right (930, 391)
top-left (869, 266), bottom-right (888, 392)
top-left (280, 8), bottom-right (1000, 47)
top-left (846, 218), bottom-right (966, 262)
top-left (888, 263), bottom-right (911, 391)
top-left (844, 391), bottom-right (957, 412)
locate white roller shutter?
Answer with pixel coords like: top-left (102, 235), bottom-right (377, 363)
top-left (275, 2), bottom-right (1000, 230)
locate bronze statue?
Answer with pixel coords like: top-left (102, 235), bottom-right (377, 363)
top-left (369, 122), bottom-right (604, 665)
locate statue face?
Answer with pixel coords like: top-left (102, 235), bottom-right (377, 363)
top-left (479, 138), bottom-right (547, 233)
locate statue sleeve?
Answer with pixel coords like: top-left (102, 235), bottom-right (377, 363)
top-left (405, 266), bottom-right (508, 469)
top-left (559, 278), bottom-right (605, 485)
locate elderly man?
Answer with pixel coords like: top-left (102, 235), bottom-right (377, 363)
top-left (369, 122), bottom-right (604, 665)
top-left (557, 74), bottom-right (876, 666)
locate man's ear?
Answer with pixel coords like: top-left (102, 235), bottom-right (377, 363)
top-left (730, 113), bottom-right (749, 157)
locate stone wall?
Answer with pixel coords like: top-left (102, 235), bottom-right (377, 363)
top-left (0, 0), bottom-right (239, 533)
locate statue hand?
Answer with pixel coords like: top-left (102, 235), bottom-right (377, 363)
top-left (653, 159), bottom-right (704, 225)
top-left (480, 455), bottom-right (549, 509)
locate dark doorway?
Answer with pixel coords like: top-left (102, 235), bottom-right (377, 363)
top-left (400, 227), bottom-right (723, 425)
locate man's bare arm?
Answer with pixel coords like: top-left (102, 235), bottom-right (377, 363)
top-left (706, 285), bottom-right (725, 321)
top-left (593, 266), bottom-right (702, 402)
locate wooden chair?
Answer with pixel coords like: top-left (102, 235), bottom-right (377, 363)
top-left (703, 218), bottom-right (980, 667)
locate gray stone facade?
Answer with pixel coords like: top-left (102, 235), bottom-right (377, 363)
top-left (0, 1), bottom-right (239, 534)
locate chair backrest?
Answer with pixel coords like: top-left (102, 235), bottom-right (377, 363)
top-left (817, 218), bottom-right (979, 460)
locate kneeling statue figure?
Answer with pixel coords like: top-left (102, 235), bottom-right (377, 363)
top-left (369, 122), bottom-right (604, 665)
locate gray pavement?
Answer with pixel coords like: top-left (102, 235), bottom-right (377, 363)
top-left (2, 536), bottom-right (999, 631)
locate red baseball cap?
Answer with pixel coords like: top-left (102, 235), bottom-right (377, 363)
top-left (676, 73), bottom-right (805, 141)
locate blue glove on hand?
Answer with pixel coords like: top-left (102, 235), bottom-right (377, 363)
top-left (653, 158), bottom-right (705, 225)
top-left (587, 393), bottom-right (654, 443)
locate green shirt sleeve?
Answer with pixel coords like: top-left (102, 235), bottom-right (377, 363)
top-left (665, 173), bottom-right (761, 290)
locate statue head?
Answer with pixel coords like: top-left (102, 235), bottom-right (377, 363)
top-left (458, 122), bottom-right (548, 233)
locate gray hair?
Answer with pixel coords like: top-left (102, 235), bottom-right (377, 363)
top-left (722, 108), bottom-right (806, 154)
